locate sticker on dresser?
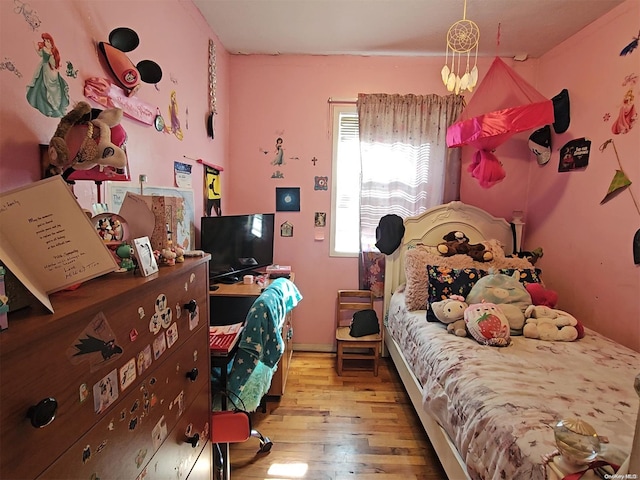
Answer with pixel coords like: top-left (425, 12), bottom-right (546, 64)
top-left (67, 312), bottom-right (124, 372)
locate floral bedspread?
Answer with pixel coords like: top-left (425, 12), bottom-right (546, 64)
top-left (387, 290), bottom-right (639, 480)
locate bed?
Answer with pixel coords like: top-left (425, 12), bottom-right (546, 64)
top-left (382, 201), bottom-right (640, 480)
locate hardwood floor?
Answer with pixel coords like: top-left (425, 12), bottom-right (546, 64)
top-left (226, 352), bottom-right (447, 480)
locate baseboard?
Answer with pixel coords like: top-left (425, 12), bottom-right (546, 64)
top-left (292, 343), bottom-right (334, 353)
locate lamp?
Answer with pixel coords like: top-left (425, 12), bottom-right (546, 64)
top-left (441, 0), bottom-right (480, 94)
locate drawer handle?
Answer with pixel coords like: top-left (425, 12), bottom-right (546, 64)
top-left (27, 397), bottom-right (58, 428)
top-left (183, 300), bottom-right (198, 313)
top-left (185, 432), bottom-right (200, 448)
top-left (185, 368), bottom-right (199, 381)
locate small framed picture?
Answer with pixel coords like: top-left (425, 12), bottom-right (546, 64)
top-left (276, 187), bottom-right (300, 212)
top-left (280, 221), bottom-right (293, 237)
top-left (133, 236), bottom-right (159, 277)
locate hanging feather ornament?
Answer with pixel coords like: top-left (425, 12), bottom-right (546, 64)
top-left (442, 0), bottom-right (480, 95)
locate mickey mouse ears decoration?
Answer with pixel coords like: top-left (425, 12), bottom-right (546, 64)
top-left (98, 27), bottom-right (162, 97)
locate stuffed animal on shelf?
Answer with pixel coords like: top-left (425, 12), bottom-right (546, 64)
top-left (464, 302), bottom-right (511, 346)
top-left (523, 305), bottom-right (585, 341)
top-left (430, 295), bottom-right (469, 337)
top-left (437, 231), bottom-right (493, 262)
top-left (466, 270), bottom-right (532, 335)
top-left (526, 282), bottom-right (558, 308)
top-left (46, 101), bottom-right (127, 179)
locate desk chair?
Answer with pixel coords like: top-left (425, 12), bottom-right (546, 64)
top-left (335, 289), bottom-right (382, 376)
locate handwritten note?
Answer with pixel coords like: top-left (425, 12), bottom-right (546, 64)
top-left (0, 176), bottom-right (118, 312)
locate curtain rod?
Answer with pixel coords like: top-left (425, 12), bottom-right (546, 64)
top-left (327, 97), bottom-right (357, 104)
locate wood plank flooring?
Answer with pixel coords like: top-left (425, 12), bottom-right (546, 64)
top-left (226, 352), bottom-right (447, 480)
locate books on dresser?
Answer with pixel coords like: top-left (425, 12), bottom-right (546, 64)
top-left (209, 322), bottom-right (244, 356)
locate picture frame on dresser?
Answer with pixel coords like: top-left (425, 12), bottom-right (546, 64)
top-left (133, 236), bottom-right (159, 276)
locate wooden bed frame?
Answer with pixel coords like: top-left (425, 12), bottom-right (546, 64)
top-left (382, 201), bottom-right (640, 479)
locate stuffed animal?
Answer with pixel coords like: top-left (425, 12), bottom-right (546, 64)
top-left (523, 305), bottom-right (584, 341)
top-left (466, 271), bottom-right (531, 335)
top-left (525, 282), bottom-right (558, 308)
top-left (437, 231), bottom-right (493, 262)
top-left (464, 302), bottom-right (511, 346)
top-left (430, 295), bottom-right (468, 337)
top-left (46, 101), bottom-right (127, 179)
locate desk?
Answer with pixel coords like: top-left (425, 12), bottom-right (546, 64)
top-left (210, 274), bottom-right (294, 397)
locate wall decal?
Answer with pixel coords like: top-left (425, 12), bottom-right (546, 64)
top-left (0, 57), bottom-right (23, 78)
top-left (271, 170), bottom-right (284, 179)
top-left (620, 30), bottom-right (639, 56)
top-left (272, 137), bottom-right (285, 165)
top-left (314, 176), bottom-right (328, 190)
top-left (276, 187), bottom-right (300, 211)
top-left (14, 0), bottom-right (41, 31)
top-left (168, 91), bottom-right (183, 140)
top-left (280, 221), bottom-right (293, 237)
top-left (611, 74), bottom-right (637, 135)
top-left (27, 32), bottom-right (69, 117)
top-left (558, 138), bottom-right (591, 172)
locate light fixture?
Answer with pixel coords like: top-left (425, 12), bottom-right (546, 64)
top-left (441, 0), bottom-right (480, 94)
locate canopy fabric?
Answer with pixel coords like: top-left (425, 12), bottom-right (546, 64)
top-left (446, 57), bottom-right (555, 188)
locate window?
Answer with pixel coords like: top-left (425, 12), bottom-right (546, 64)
top-left (330, 105), bottom-right (360, 257)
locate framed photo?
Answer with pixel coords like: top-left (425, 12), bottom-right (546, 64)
top-left (276, 187), bottom-right (300, 212)
top-left (280, 221), bottom-right (293, 237)
top-left (133, 236), bottom-right (159, 277)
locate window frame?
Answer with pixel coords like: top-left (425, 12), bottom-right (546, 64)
top-left (330, 104), bottom-right (360, 258)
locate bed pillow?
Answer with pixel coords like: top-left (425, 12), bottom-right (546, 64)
top-left (427, 266), bottom-right (486, 303)
top-left (403, 240), bottom-right (537, 311)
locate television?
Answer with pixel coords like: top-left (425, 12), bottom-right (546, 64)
top-left (201, 213), bottom-right (275, 283)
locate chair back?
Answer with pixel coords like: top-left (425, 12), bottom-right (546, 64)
top-left (336, 290), bottom-right (375, 330)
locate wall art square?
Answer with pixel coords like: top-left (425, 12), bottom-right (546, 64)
top-left (276, 187), bottom-right (300, 212)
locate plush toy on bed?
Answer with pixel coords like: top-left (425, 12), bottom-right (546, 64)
top-left (431, 295), bottom-right (468, 337)
top-left (525, 282), bottom-right (558, 308)
top-left (523, 305), bottom-right (585, 341)
top-left (464, 302), bottom-right (511, 346)
top-left (437, 231), bottom-right (493, 262)
top-left (466, 270), bottom-right (531, 335)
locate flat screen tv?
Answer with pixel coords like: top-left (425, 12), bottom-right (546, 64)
top-left (201, 213), bottom-right (274, 283)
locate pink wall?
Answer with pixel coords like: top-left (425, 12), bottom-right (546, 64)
top-left (225, 55), bottom-right (504, 350)
top-left (0, 0), bottom-right (229, 223)
top-left (463, 0), bottom-right (640, 352)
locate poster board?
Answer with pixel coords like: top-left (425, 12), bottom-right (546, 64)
top-left (106, 182), bottom-right (195, 251)
top-left (0, 176), bottom-right (119, 312)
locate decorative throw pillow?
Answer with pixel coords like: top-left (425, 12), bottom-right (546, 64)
top-left (499, 268), bottom-right (542, 285)
top-left (427, 266), bottom-right (486, 304)
top-left (464, 302), bottom-right (511, 347)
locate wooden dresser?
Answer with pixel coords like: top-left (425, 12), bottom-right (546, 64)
top-left (0, 257), bottom-right (212, 480)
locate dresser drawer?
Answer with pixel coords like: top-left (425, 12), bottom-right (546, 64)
top-left (37, 327), bottom-right (210, 480)
top-left (0, 260), bottom-right (210, 480)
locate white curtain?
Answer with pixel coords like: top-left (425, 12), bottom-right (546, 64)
top-left (357, 93), bottom-right (465, 251)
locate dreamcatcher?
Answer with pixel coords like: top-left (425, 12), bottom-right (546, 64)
top-left (441, 0), bottom-right (480, 94)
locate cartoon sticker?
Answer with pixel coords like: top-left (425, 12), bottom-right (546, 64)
top-left (137, 345), bottom-right (153, 375)
top-left (188, 304), bottom-right (199, 331)
top-left (68, 312), bottom-right (123, 372)
top-left (82, 445), bottom-right (91, 464)
top-left (152, 333), bottom-right (167, 360)
top-left (166, 323), bottom-right (178, 348)
top-left (93, 369), bottom-right (119, 414)
top-left (119, 358), bottom-right (137, 391)
top-left (151, 416), bottom-right (168, 450)
top-left (79, 383), bottom-right (89, 403)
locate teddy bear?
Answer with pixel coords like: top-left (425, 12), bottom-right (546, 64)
top-left (46, 101), bottom-right (127, 179)
top-left (430, 295), bottom-right (468, 337)
top-left (465, 271), bottom-right (531, 335)
top-left (523, 305), bottom-right (585, 341)
top-left (437, 231), bottom-right (493, 262)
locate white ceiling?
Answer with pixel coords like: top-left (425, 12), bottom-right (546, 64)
top-left (193, 0), bottom-right (625, 59)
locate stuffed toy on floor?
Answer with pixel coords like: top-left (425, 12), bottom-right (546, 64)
top-left (437, 231), bottom-right (493, 262)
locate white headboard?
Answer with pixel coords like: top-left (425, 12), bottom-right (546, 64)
top-left (382, 201), bottom-right (517, 318)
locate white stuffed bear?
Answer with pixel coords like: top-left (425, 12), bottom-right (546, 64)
top-left (431, 295), bottom-right (468, 337)
top-left (523, 305), bottom-right (579, 342)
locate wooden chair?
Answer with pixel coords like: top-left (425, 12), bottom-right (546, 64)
top-left (335, 290), bottom-right (382, 376)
